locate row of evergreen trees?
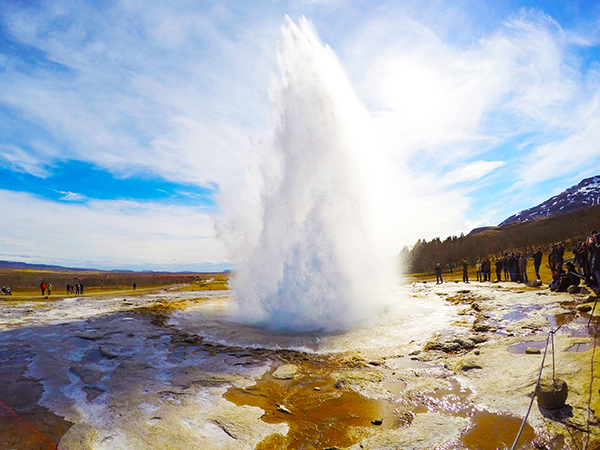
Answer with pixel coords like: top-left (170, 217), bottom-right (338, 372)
top-left (400, 205), bottom-right (600, 274)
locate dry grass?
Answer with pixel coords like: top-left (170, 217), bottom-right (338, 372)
top-left (407, 253), bottom-right (563, 285)
top-left (178, 276), bottom-right (229, 291)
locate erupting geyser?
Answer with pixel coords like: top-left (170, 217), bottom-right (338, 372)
top-left (228, 17), bottom-right (396, 331)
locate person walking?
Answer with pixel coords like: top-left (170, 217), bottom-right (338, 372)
top-left (435, 263), bottom-right (443, 284)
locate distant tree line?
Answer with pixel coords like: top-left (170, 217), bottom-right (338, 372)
top-left (401, 205), bottom-right (600, 274)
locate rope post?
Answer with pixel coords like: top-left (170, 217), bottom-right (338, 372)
top-left (587, 295), bottom-right (598, 329)
top-left (551, 331), bottom-right (556, 384)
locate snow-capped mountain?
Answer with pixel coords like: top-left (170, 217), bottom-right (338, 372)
top-left (500, 175), bottom-right (600, 226)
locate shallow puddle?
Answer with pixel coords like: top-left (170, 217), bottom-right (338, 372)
top-left (227, 358), bottom-right (540, 450)
top-left (462, 410), bottom-right (536, 450)
top-left (225, 364), bottom-right (398, 449)
top-left (566, 342), bottom-right (591, 352)
top-left (508, 340), bottom-right (547, 354)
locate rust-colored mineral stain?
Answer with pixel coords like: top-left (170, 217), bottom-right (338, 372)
top-left (462, 411), bottom-right (536, 450)
top-left (225, 368), bottom-right (393, 449)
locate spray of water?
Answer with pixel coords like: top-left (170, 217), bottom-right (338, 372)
top-left (224, 17), bottom-right (398, 331)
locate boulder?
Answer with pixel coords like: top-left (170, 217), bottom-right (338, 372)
top-left (272, 364), bottom-right (299, 380)
top-left (567, 285), bottom-right (582, 294)
top-left (537, 378), bottom-right (568, 410)
top-left (57, 423), bottom-right (98, 450)
top-left (531, 280), bottom-right (542, 287)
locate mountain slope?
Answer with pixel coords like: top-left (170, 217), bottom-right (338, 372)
top-left (500, 175), bottom-right (600, 226)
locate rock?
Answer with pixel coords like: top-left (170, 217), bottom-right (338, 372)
top-left (272, 364), bottom-right (299, 380)
top-left (473, 323), bottom-right (497, 332)
top-left (525, 347), bottom-right (541, 354)
top-left (531, 280), bottom-right (542, 287)
top-left (348, 413), bottom-right (469, 450)
top-left (69, 365), bottom-right (103, 384)
top-left (461, 364), bottom-right (482, 371)
top-left (99, 346), bottom-right (118, 359)
top-left (567, 285), bottom-right (583, 294)
top-left (453, 337), bottom-right (475, 350)
top-left (57, 422), bottom-right (98, 450)
top-left (371, 418), bottom-right (383, 425)
top-left (537, 378), bottom-right (568, 409)
top-left (277, 404), bottom-right (292, 414)
top-left (576, 304), bottom-right (593, 312)
top-left (314, 386), bottom-right (321, 391)
top-left (334, 379), bottom-right (347, 389)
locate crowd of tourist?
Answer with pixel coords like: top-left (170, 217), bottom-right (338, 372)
top-left (435, 230), bottom-right (600, 294)
top-left (66, 283), bottom-right (84, 295)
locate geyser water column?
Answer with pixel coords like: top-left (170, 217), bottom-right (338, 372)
top-left (231, 17), bottom-right (395, 331)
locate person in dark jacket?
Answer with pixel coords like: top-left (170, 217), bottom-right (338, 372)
top-left (590, 232), bottom-right (600, 290)
top-left (462, 260), bottom-right (469, 283)
top-left (533, 248), bottom-right (543, 280)
top-left (435, 263), bottom-right (443, 284)
top-left (495, 258), bottom-right (503, 281)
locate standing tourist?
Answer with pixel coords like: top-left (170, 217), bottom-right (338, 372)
top-left (495, 258), bottom-right (503, 281)
top-left (533, 248), bottom-right (543, 281)
top-left (435, 263), bottom-right (443, 284)
top-left (590, 232), bottom-right (600, 291)
top-left (462, 259), bottom-right (469, 283)
top-left (40, 281), bottom-right (46, 296)
top-left (519, 254), bottom-right (528, 283)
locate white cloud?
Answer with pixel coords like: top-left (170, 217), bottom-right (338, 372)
top-left (0, 144), bottom-right (51, 177)
top-left (58, 191), bottom-right (86, 201)
top-left (441, 160), bottom-right (506, 185)
top-left (0, 190), bottom-right (227, 271)
top-left (1, 2), bottom-right (600, 266)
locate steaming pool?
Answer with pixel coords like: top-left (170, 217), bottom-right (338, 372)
top-left (0, 282), bottom-right (597, 449)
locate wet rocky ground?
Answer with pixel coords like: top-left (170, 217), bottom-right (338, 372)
top-left (0, 282), bottom-right (598, 449)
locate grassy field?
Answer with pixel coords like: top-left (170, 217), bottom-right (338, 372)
top-left (407, 252), bottom-right (574, 286)
top-left (0, 268), bottom-right (229, 299)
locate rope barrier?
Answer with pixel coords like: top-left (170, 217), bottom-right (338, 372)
top-left (509, 307), bottom-right (578, 450)
top-left (584, 318), bottom-right (598, 450)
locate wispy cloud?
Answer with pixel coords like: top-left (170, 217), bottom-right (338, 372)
top-left (0, 189), bottom-right (226, 270)
top-left (1, 1), bottom-right (600, 267)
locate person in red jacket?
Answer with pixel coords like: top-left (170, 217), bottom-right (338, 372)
top-left (40, 281), bottom-right (46, 296)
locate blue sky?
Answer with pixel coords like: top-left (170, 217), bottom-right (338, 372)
top-left (1, 0), bottom-right (600, 271)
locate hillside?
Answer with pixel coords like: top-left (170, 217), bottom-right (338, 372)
top-left (402, 204), bottom-right (600, 274)
top-left (500, 175), bottom-right (600, 226)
